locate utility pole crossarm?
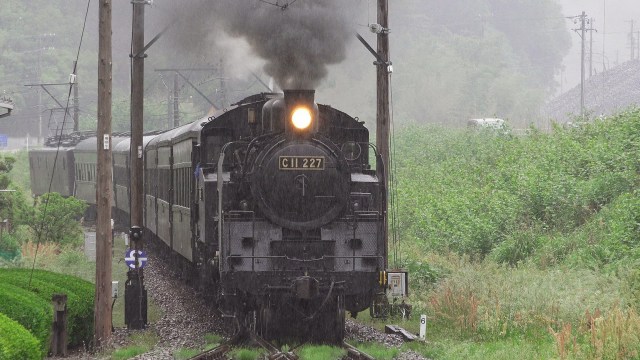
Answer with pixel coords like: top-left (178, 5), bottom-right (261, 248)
top-left (132, 21), bottom-right (175, 59)
top-left (356, 33), bottom-right (386, 65)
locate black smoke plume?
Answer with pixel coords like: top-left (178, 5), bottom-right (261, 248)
top-left (164, 0), bottom-right (358, 89)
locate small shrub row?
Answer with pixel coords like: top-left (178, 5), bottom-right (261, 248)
top-left (0, 269), bottom-right (94, 347)
top-left (0, 283), bottom-right (52, 357)
top-left (0, 313), bottom-right (41, 360)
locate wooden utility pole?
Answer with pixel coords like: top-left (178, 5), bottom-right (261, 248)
top-left (376, 0), bottom-right (391, 269)
top-left (94, 0), bottom-right (113, 347)
top-left (126, 0), bottom-right (147, 330)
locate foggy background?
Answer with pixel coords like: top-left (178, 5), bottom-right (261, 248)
top-left (0, 0), bottom-right (638, 147)
top-left (556, 0), bottom-right (640, 92)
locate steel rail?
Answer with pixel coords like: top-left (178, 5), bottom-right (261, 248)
top-left (343, 341), bottom-right (376, 360)
top-left (187, 344), bottom-right (231, 360)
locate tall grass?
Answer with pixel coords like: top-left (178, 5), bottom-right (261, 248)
top-left (583, 307), bottom-right (640, 359)
top-left (425, 259), bottom-right (624, 339)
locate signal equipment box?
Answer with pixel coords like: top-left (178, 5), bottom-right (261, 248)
top-left (387, 270), bottom-right (409, 298)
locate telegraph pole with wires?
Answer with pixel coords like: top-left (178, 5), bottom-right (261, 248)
top-left (95, 0), bottom-right (113, 347)
top-left (356, 0), bottom-right (394, 269)
top-left (569, 12), bottom-right (595, 119)
top-left (357, 0), bottom-right (410, 316)
top-left (126, 0), bottom-right (149, 330)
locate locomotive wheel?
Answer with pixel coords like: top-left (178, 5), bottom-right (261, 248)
top-left (314, 295), bottom-right (345, 344)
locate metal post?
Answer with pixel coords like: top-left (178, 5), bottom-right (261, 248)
top-left (73, 77), bottom-right (79, 132)
top-left (167, 84), bottom-right (172, 130)
top-left (580, 12), bottom-right (586, 119)
top-left (38, 88), bottom-right (43, 145)
top-left (173, 73), bottom-right (179, 127)
top-left (94, 0), bottom-right (113, 347)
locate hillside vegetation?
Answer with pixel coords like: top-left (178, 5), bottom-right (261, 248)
top-left (397, 109), bottom-right (640, 270)
top-left (394, 109), bottom-right (640, 359)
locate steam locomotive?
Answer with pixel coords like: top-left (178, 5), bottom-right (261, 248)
top-left (29, 90), bottom-right (389, 342)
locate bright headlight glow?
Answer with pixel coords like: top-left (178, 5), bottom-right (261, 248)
top-left (292, 107), bottom-right (312, 130)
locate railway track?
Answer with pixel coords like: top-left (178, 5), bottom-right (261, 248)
top-left (342, 341), bottom-right (375, 360)
top-left (187, 331), bottom-right (375, 360)
top-left (186, 344), bottom-right (232, 360)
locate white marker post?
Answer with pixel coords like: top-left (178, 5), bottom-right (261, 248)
top-left (419, 314), bottom-right (427, 340)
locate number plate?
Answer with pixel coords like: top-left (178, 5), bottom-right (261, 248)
top-left (279, 156), bottom-right (325, 170)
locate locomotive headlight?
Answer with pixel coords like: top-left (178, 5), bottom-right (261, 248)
top-left (291, 107), bottom-right (312, 130)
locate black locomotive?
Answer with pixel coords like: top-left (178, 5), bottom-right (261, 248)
top-left (29, 90), bottom-right (387, 342)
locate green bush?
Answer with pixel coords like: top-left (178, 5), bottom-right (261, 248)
top-left (0, 283), bottom-right (52, 357)
top-left (0, 312), bottom-right (41, 360)
top-left (0, 233), bottom-right (20, 254)
top-left (23, 192), bottom-right (87, 246)
top-left (0, 269), bottom-right (94, 347)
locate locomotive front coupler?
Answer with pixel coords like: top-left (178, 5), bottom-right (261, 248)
top-left (289, 277), bottom-right (346, 300)
top-left (293, 276), bottom-right (319, 300)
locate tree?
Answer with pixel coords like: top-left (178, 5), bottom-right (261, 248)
top-left (24, 193), bottom-right (87, 245)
